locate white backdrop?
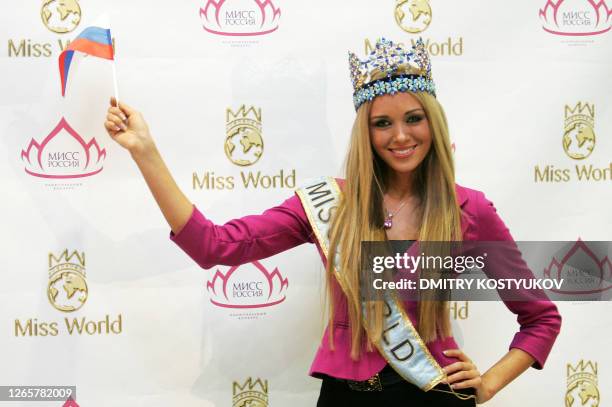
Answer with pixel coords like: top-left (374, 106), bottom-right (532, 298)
top-left (1, 1), bottom-right (610, 406)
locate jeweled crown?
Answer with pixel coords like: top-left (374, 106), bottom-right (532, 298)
top-left (349, 38), bottom-right (436, 110)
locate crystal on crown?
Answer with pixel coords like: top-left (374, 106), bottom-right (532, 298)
top-left (349, 37), bottom-right (436, 110)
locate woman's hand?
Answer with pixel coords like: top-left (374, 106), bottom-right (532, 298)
top-left (104, 97), bottom-right (156, 158)
top-left (443, 348), bottom-right (495, 404)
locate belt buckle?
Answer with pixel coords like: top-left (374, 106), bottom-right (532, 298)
top-left (346, 373), bottom-right (383, 392)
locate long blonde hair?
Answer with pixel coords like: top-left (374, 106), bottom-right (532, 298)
top-left (326, 90), bottom-right (462, 360)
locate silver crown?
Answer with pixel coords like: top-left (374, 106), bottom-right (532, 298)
top-left (348, 38), bottom-right (435, 110)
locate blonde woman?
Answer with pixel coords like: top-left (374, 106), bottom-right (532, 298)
top-left (103, 38), bottom-right (561, 406)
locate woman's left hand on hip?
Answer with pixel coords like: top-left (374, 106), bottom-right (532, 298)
top-left (442, 348), bottom-right (494, 404)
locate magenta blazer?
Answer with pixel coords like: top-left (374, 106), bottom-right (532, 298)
top-left (170, 182), bottom-right (562, 381)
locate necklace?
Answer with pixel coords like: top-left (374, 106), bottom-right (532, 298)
top-left (383, 197), bottom-right (408, 229)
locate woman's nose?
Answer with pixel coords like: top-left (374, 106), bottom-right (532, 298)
top-left (393, 124), bottom-right (410, 143)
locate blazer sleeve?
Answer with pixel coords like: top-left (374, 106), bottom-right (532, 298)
top-left (169, 194), bottom-right (314, 269)
top-left (475, 191), bottom-right (562, 370)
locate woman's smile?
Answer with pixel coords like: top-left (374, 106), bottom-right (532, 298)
top-left (388, 144), bottom-right (418, 158)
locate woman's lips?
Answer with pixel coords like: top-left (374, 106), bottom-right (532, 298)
top-left (389, 145), bottom-right (417, 158)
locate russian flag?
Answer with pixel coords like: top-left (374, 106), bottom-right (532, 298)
top-left (59, 26), bottom-right (114, 97)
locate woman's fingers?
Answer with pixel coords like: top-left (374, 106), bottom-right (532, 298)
top-left (442, 348), bottom-right (480, 387)
top-left (118, 100), bottom-right (135, 116)
top-left (443, 349), bottom-right (471, 362)
top-left (106, 113), bottom-right (127, 130)
top-left (443, 361), bottom-right (470, 375)
top-left (446, 367), bottom-right (478, 384)
top-left (108, 106), bottom-right (127, 122)
top-left (450, 376), bottom-right (482, 390)
top-left (105, 120), bottom-right (121, 133)
top-left (110, 97), bottom-right (136, 117)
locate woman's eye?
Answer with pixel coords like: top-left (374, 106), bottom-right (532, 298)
top-left (373, 120), bottom-right (390, 128)
top-left (406, 115), bottom-right (423, 123)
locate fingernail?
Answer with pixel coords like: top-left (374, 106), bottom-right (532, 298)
top-left (120, 114), bottom-right (127, 121)
top-left (443, 350), bottom-right (448, 354)
top-left (114, 126), bottom-right (121, 131)
top-left (120, 123), bottom-right (127, 130)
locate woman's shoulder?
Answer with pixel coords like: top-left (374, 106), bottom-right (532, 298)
top-left (455, 183), bottom-right (512, 239)
top-left (455, 183), bottom-right (501, 211)
top-left (455, 183), bottom-right (483, 209)
top-left (455, 184), bottom-right (493, 223)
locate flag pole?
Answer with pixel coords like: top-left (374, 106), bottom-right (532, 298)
top-left (112, 60), bottom-right (120, 107)
top-left (107, 13), bottom-right (119, 108)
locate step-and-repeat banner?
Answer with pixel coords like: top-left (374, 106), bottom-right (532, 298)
top-left (0, 1), bottom-right (610, 406)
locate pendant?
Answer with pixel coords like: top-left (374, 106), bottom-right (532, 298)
top-left (384, 213), bottom-right (393, 229)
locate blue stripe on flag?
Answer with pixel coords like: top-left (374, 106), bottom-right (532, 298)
top-left (63, 50), bottom-right (74, 87)
top-left (76, 26), bottom-right (112, 46)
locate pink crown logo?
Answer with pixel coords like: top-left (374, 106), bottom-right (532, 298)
top-left (200, 0), bottom-right (281, 36)
top-left (539, 0), bottom-right (612, 36)
top-left (21, 117), bottom-right (106, 179)
top-left (206, 261), bottom-right (288, 308)
top-left (543, 239), bottom-right (612, 294)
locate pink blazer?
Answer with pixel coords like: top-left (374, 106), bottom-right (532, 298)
top-left (170, 182), bottom-right (562, 381)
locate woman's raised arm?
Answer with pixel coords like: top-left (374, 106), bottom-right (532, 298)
top-left (103, 98), bottom-right (314, 269)
top-left (104, 97), bottom-right (193, 235)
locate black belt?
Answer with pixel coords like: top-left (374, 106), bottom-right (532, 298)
top-left (328, 365), bottom-right (476, 400)
top-left (328, 365), bottom-right (406, 392)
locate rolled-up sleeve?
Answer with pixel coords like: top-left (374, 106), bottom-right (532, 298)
top-left (170, 194), bottom-right (314, 269)
top-left (476, 191), bottom-right (562, 369)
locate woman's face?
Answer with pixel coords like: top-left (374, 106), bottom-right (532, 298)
top-left (369, 92), bottom-right (432, 176)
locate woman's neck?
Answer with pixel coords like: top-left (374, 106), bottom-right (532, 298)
top-left (385, 172), bottom-right (416, 201)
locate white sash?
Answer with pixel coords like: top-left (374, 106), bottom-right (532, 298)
top-left (295, 176), bottom-right (445, 391)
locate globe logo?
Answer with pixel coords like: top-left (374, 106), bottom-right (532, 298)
top-left (565, 380), bottom-right (599, 407)
top-left (395, 0), bottom-right (432, 34)
top-left (563, 103), bottom-right (596, 160)
top-left (41, 0), bottom-right (82, 34)
top-left (48, 270), bottom-right (88, 312)
top-left (224, 105), bottom-right (264, 166)
top-left (224, 126), bottom-right (264, 166)
top-left (563, 122), bottom-right (596, 160)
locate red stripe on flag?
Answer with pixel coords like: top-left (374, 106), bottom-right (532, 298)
top-left (67, 38), bottom-right (114, 60)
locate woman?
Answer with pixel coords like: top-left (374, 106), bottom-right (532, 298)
top-left (103, 38), bottom-right (561, 405)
